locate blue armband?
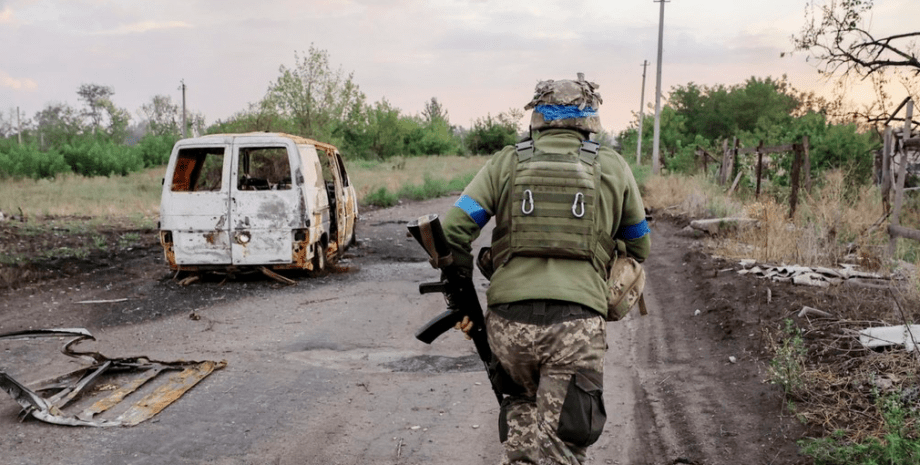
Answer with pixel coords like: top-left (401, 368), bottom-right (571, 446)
top-left (616, 219), bottom-right (650, 240)
top-left (454, 195), bottom-right (490, 229)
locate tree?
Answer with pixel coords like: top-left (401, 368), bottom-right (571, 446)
top-left (422, 97), bottom-right (449, 124)
top-left (77, 83), bottom-right (115, 133)
top-left (669, 77), bottom-right (797, 141)
top-left (264, 45), bottom-right (366, 142)
top-left (791, 0), bottom-right (919, 124)
top-left (34, 102), bottom-right (83, 149)
top-left (793, 0), bottom-right (919, 78)
top-left (465, 109), bottom-right (522, 155)
top-left (139, 95), bottom-right (181, 136)
top-left (100, 99), bottom-right (131, 143)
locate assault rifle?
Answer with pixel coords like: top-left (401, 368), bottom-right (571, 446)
top-left (407, 214), bottom-right (504, 404)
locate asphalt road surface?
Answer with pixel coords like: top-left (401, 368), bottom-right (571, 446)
top-left (0, 196), bottom-right (801, 465)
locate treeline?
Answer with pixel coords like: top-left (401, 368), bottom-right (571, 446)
top-left (2, 46), bottom-right (885, 186)
top-left (206, 46), bottom-right (522, 160)
top-left (617, 76), bottom-right (880, 189)
top-left (0, 45), bottom-right (522, 180)
top-left (0, 83), bottom-right (186, 179)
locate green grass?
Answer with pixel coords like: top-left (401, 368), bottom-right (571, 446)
top-left (0, 169), bottom-right (163, 221)
top-left (348, 155), bottom-right (488, 205)
top-left (800, 392), bottom-right (920, 464)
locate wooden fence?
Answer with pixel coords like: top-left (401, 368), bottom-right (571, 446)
top-left (882, 98), bottom-right (920, 255)
top-left (697, 136), bottom-right (811, 217)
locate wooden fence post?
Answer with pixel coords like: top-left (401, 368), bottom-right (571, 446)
top-left (802, 135), bottom-right (811, 193)
top-left (889, 99), bottom-right (914, 257)
top-left (719, 139), bottom-right (730, 185)
top-left (789, 142), bottom-right (803, 219)
top-left (732, 137), bottom-right (740, 186)
top-left (755, 140), bottom-right (764, 199)
top-left (881, 126), bottom-right (893, 214)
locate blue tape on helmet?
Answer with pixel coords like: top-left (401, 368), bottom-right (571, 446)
top-left (535, 105), bottom-right (598, 121)
top-left (454, 195), bottom-right (490, 229)
top-left (617, 219), bottom-right (650, 240)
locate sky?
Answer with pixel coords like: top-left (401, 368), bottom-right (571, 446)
top-left (0, 0), bottom-right (917, 136)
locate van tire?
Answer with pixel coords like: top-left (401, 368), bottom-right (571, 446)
top-left (313, 243), bottom-right (326, 272)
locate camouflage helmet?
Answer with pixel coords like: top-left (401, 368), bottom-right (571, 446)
top-left (525, 72), bottom-right (603, 134)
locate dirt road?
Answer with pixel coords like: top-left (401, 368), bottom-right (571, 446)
top-left (0, 196), bottom-right (805, 465)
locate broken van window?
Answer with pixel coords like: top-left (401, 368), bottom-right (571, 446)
top-left (238, 147), bottom-right (293, 191)
top-left (171, 147), bottom-right (225, 192)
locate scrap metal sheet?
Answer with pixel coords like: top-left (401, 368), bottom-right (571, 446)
top-left (0, 328), bottom-right (226, 427)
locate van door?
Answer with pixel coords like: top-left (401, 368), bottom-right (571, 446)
top-left (160, 142), bottom-right (232, 266)
top-left (229, 138), bottom-right (300, 265)
top-left (332, 151), bottom-right (357, 246)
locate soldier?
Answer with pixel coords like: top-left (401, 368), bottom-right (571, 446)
top-left (440, 74), bottom-right (651, 464)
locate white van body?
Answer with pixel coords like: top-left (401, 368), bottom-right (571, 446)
top-left (158, 133), bottom-right (357, 272)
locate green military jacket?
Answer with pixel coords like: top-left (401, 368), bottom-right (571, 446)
top-left (442, 129), bottom-right (651, 317)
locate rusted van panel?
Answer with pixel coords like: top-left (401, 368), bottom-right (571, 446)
top-left (159, 133), bottom-right (358, 272)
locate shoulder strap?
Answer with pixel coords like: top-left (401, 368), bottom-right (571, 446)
top-left (579, 140), bottom-right (599, 164)
top-left (515, 140), bottom-right (535, 161)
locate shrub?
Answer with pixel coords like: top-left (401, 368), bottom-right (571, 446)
top-left (136, 133), bottom-right (179, 167)
top-left (60, 139), bottom-right (144, 177)
top-left (363, 186), bottom-right (398, 207)
top-left (0, 141), bottom-right (69, 179)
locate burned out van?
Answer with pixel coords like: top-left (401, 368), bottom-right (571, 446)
top-left (158, 132), bottom-right (358, 273)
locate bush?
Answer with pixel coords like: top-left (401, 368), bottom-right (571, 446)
top-left (466, 114), bottom-right (519, 155)
top-left (60, 139), bottom-right (144, 177)
top-left (363, 186), bottom-right (399, 207)
top-left (136, 133), bottom-right (179, 167)
top-left (0, 140), bottom-right (69, 179)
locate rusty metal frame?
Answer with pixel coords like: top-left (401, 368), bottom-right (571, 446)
top-left (0, 328), bottom-right (226, 427)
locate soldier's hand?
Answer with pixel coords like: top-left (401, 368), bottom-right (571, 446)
top-left (454, 316), bottom-right (473, 340)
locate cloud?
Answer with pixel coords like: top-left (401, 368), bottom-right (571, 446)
top-left (92, 20), bottom-right (192, 35)
top-left (0, 6), bottom-right (12, 23)
top-left (0, 70), bottom-right (37, 90)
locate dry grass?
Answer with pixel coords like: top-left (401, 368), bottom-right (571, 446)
top-left (646, 170), bottom-right (899, 271)
top-left (0, 155), bottom-right (490, 223)
top-left (643, 173), bottom-right (744, 219)
top-left (0, 169), bottom-right (163, 223)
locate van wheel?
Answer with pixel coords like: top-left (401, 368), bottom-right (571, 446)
top-left (312, 243), bottom-right (326, 272)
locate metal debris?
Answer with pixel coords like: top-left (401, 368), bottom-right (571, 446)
top-left (0, 328), bottom-right (226, 427)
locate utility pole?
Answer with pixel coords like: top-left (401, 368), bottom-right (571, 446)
top-left (637, 60), bottom-right (648, 164)
top-left (16, 106), bottom-right (22, 145)
top-left (179, 79), bottom-right (187, 139)
top-left (652, 0), bottom-right (668, 175)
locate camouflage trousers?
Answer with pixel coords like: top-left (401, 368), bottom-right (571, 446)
top-left (486, 306), bottom-right (607, 465)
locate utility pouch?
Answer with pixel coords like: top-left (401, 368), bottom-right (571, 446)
top-left (488, 356), bottom-right (525, 397)
top-left (557, 369), bottom-right (606, 447)
top-left (476, 247), bottom-right (494, 281)
top-left (498, 396), bottom-right (513, 443)
top-left (606, 255), bottom-right (647, 321)
top-left (490, 356), bottom-right (525, 444)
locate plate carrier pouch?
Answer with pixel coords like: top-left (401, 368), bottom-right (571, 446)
top-left (606, 253), bottom-right (648, 321)
top-left (490, 139), bottom-right (616, 274)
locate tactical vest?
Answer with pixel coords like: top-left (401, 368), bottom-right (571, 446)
top-left (490, 139), bottom-right (616, 273)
